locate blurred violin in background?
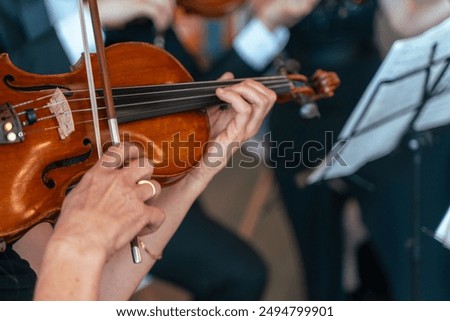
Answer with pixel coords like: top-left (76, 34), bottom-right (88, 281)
top-left (177, 0), bottom-right (245, 17)
top-left (177, 0), bottom-right (367, 18)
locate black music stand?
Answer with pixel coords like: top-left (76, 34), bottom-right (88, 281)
top-left (308, 18), bottom-right (450, 300)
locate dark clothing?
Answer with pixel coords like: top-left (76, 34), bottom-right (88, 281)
top-left (355, 127), bottom-right (450, 300)
top-left (0, 0), bottom-right (70, 74)
top-left (0, 245), bottom-right (36, 301)
top-left (151, 202), bottom-right (267, 300)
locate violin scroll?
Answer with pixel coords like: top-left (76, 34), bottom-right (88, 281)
top-left (283, 70), bottom-right (340, 119)
top-left (274, 56), bottom-right (340, 106)
top-left (309, 69), bottom-right (340, 99)
top-left (282, 70), bottom-right (340, 104)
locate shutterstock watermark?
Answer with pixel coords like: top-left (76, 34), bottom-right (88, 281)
top-left (100, 131), bottom-right (348, 169)
top-left (236, 132), bottom-right (348, 169)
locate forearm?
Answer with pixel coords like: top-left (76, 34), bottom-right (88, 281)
top-left (98, 173), bottom-right (208, 300)
top-left (380, 0), bottom-right (450, 37)
top-left (34, 238), bottom-right (106, 300)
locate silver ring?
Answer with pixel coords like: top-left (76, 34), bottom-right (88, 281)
top-left (137, 179), bottom-right (157, 198)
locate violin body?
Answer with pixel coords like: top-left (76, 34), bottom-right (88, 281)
top-left (0, 42), bottom-right (209, 243)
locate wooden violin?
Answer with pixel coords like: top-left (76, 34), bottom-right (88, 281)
top-left (0, 42), bottom-right (339, 244)
top-left (177, 0), bottom-right (245, 17)
top-left (177, 0), bottom-right (367, 18)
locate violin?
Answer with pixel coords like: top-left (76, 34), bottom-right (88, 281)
top-left (0, 42), bottom-right (339, 244)
top-left (177, 0), bottom-right (245, 18)
top-left (177, 0), bottom-right (367, 18)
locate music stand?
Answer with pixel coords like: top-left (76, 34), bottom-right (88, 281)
top-left (308, 17), bottom-right (450, 300)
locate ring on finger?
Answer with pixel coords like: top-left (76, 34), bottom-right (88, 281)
top-left (137, 179), bottom-right (157, 198)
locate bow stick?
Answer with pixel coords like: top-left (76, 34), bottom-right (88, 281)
top-left (78, 0), bottom-right (143, 264)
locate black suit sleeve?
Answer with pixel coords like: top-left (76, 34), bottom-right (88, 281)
top-left (201, 48), bottom-right (262, 80)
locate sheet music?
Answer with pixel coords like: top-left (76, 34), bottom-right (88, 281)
top-left (435, 206), bottom-right (450, 249)
top-left (309, 17), bottom-right (450, 184)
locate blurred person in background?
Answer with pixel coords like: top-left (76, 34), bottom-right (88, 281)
top-left (267, 0), bottom-right (450, 300)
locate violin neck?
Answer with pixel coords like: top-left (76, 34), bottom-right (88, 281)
top-left (114, 76), bottom-right (293, 124)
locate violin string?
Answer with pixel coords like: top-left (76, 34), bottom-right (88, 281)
top-left (45, 79), bottom-right (291, 111)
top-left (24, 81), bottom-right (294, 134)
top-left (91, 75), bottom-right (289, 94)
top-left (17, 80), bottom-right (284, 119)
top-left (21, 81), bottom-right (292, 134)
top-left (105, 79), bottom-right (290, 103)
top-left (15, 97), bottom-right (90, 116)
top-left (18, 77), bottom-right (294, 135)
top-left (12, 76), bottom-right (291, 111)
top-left (22, 117), bottom-right (110, 136)
top-left (24, 82), bottom-right (291, 127)
top-left (72, 79), bottom-right (287, 112)
top-left (108, 82), bottom-right (291, 111)
top-left (22, 85), bottom-right (294, 136)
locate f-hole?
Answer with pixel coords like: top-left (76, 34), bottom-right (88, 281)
top-left (42, 138), bottom-right (93, 188)
top-left (4, 74), bottom-right (73, 96)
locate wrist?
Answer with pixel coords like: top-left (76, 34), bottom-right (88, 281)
top-left (47, 231), bottom-right (108, 267)
top-left (257, 14), bottom-right (277, 31)
top-left (35, 236), bottom-right (106, 300)
top-left (179, 166), bottom-right (212, 195)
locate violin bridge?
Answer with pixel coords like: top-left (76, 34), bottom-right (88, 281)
top-left (48, 88), bottom-right (74, 139)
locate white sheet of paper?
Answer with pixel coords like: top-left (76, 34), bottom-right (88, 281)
top-left (435, 206), bottom-right (450, 249)
top-left (309, 17), bottom-right (450, 184)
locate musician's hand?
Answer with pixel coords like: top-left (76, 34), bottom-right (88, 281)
top-left (99, 0), bottom-right (176, 32)
top-left (53, 143), bottom-right (164, 261)
top-left (186, 72), bottom-right (276, 186)
top-left (250, 0), bottom-right (320, 30)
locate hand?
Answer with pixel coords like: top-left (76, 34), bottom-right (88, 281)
top-left (379, 0), bottom-right (450, 37)
top-left (98, 0), bottom-right (176, 32)
top-left (250, 0), bottom-right (320, 30)
top-left (185, 73), bottom-right (276, 187)
top-left (52, 143), bottom-right (165, 261)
